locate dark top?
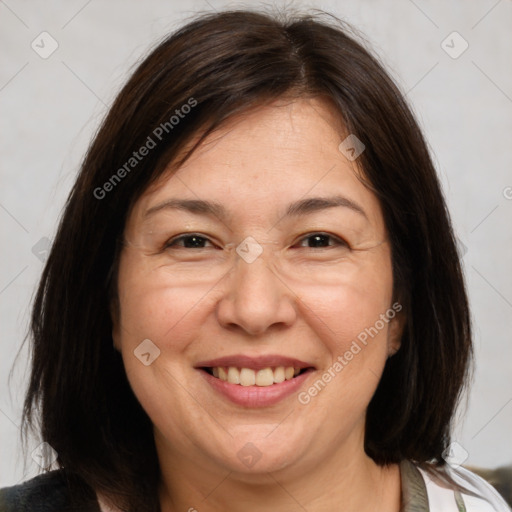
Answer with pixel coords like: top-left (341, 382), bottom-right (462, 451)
top-left (0, 470), bottom-right (100, 512)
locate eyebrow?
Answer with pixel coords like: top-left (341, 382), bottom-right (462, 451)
top-left (143, 195), bottom-right (368, 221)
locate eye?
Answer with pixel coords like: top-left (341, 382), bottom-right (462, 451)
top-left (295, 232), bottom-right (348, 249)
top-left (164, 234), bottom-right (215, 249)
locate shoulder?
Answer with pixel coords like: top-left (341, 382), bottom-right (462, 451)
top-left (416, 463), bottom-right (512, 512)
top-left (0, 470), bottom-right (100, 512)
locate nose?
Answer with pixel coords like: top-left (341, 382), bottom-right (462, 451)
top-left (216, 254), bottom-right (298, 336)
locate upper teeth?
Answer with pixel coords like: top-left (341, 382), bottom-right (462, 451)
top-left (212, 366), bottom-right (301, 386)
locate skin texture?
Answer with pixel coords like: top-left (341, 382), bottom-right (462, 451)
top-left (112, 97), bottom-right (404, 511)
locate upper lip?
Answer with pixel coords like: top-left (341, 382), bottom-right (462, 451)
top-left (195, 355), bottom-right (315, 371)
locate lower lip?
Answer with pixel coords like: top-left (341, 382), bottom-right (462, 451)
top-left (198, 369), bottom-right (314, 408)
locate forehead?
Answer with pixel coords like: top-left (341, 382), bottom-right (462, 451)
top-left (129, 98), bottom-right (384, 231)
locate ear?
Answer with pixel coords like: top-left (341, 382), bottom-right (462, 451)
top-left (110, 296), bottom-right (121, 352)
top-left (107, 238), bottom-right (125, 352)
top-left (387, 305), bottom-right (405, 358)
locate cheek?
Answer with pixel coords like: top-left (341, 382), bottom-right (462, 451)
top-left (114, 261), bottom-right (216, 421)
top-left (115, 259), bottom-right (211, 353)
top-left (292, 250), bottom-right (395, 420)
top-left (292, 248), bottom-right (394, 355)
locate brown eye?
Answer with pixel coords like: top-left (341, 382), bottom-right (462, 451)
top-left (165, 234), bottom-right (214, 249)
top-left (296, 233), bottom-right (348, 248)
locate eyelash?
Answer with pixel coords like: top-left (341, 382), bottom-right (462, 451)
top-left (163, 232), bottom-right (349, 250)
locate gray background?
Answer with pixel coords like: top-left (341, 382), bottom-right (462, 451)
top-left (1, 0), bottom-right (511, 487)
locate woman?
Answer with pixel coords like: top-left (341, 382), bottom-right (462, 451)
top-left (1, 8), bottom-right (509, 512)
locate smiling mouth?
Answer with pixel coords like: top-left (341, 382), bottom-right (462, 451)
top-left (200, 366), bottom-right (313, 386)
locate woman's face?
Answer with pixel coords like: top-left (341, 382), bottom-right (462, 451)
top-left (113, 97), bottom-right (402, 478)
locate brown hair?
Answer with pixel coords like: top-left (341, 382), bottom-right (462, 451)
top-left (21, 7), bottom-right (472, 511)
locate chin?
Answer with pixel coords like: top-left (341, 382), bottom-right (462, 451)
top-left (214, 431), bottom-right (309, 477)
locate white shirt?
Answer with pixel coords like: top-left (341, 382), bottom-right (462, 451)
top-left (417, 464), bottom-right (511, 511)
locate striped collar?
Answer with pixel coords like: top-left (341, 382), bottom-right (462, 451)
top-left (401, 460), bottom-right (470, 512)
top-left (401, 459), bottom-right (432, 512)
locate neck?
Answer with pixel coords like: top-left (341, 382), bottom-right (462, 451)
top-left (157, 442), bottom-right (401, 512)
